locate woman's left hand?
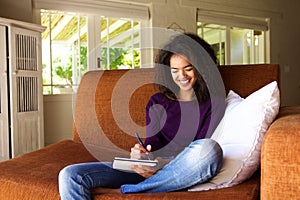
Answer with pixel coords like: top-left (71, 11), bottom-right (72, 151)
top-left (130, 157), bottom-right (172, 178)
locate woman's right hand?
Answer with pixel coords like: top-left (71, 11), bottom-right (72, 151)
top-left (130, 143), bottom-right (152, 160)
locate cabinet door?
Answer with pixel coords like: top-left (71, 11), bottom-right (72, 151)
top-left (0, 25), bottom-right (10, 161)
top-left (8, 26), bottom-right (44, 158)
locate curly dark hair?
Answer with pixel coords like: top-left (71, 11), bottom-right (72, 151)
top-left (155, 33), bottom-right (217, 103)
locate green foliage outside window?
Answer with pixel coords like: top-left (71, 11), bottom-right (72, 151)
top-left (101, 48), bottom-right (140, 70)
top-left (101, 48), bottom-right (126, 70)
top-left (54, 57), bottom-right (73, 85)
top-left (54, 46), bottom-right (88, 86)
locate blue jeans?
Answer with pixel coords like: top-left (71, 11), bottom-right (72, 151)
top-left (59, 139), bottom-right (222, 199)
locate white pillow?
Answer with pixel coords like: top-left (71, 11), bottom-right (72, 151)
top-left (189, 81), bottom-right (280, 191)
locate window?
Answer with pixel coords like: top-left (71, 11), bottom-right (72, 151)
top-left (41, 10), bottom-right (142, 95)
top-left (100, 18), bottom-right (141, 70)
top-left (197, 10), bottom-right (269, 65)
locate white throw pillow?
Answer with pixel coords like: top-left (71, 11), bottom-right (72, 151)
top-left (189, 81), bottom-right (280, 191)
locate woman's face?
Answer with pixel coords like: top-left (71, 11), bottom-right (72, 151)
top-left (170, 54), bottom-right (197, 92)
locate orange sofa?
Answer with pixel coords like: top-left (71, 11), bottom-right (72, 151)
top-left (0, 64), bottom-right (299, 200)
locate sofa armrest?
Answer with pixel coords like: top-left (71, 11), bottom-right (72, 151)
top-left (261, 106), bottom-right (300, 200)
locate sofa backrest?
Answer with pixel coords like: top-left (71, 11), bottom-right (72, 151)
top-left (219, 64), bottom-right (280, 97)
top-left (72, 64), bottom-right (279, 160)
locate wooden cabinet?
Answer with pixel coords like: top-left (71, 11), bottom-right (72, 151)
top-left (0, 17), bottom-right (45, 160)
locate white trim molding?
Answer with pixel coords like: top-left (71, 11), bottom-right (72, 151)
top-left (0, 17), bottom-right (45, 32)
top-left (181, 0), bottom-right (282, 19)
top-left (197, 10), bottom-right (269, 31)
top-left (33, 0), bottom-right (150, 20)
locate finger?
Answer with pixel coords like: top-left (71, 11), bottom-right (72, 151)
top-left (130, 152), bottom-right (140, 159)
top-left (130, 165), bottom-right (157, 178)
top-left (138, 171), bottom-right (154, 179)
top-left (130, 165), bottom-right (146, 174)
top-left (131, 144), bottom-right (148, 159)
top-left (146, 144), bottom-right (151, 152)
top-left (130, 151), bottom-right (143, 160)
top-left (130, 165), bottom-right (147, 174)
top-left (131, 144), bottom-right (145, 154)
top-left (133, 143), bottom-right (147, 152)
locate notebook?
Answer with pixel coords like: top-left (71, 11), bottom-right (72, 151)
top-left (112, 157), bottom-right (158, 172)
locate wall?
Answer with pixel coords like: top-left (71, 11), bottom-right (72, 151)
top-left (1, 0), bottom-right (300, 145)
top-left (274, 1), bottom-right (300, 106)
top-left (0, 0), bottom-right (33, 22)
top-left (43, 95), bottom-right (74, 145)
top-left (150, 0), bottom-right (196, 33)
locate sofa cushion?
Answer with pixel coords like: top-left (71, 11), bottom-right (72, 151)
top-left (189, 81), bottom-right (280, 191)
top-left (0, 140), bottom-right (98, 200)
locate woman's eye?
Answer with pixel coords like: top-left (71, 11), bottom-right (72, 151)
top-left (185, 67), bottom-right (193, 72)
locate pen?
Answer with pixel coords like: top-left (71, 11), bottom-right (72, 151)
top-left (135, 132), bottom-right (151, 160)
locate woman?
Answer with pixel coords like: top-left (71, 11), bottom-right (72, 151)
top-left (59, 33), bottom-right (225, 199)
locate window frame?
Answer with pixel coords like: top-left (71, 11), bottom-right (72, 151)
top-left (197, 9), bottom-right (270, 65)
top-left (34, 0), bottom-right (150, 95)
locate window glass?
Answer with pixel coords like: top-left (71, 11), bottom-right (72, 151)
top-left (100, 18), bottom-right (140, 70)
top-left (197, 22), bottom-right (266, 65)
top-left (41, 10), bottom-right (141, 94)
top-left (198, 23), bottom-right (226, 65)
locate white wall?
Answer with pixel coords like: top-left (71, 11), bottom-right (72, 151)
top-left (43, 95), bottom-right (74, 145)
top-left (1, 0), bottom-right (300, 145)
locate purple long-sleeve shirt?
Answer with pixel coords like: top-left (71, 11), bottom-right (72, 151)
top-left (144, 93), bottom-right (221, 157)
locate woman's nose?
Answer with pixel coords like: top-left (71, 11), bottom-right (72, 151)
top-left (178, 69), bottom-right (186, 77)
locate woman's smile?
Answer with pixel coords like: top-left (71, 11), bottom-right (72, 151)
top-left (179, 79), bottom-right (191, 87)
